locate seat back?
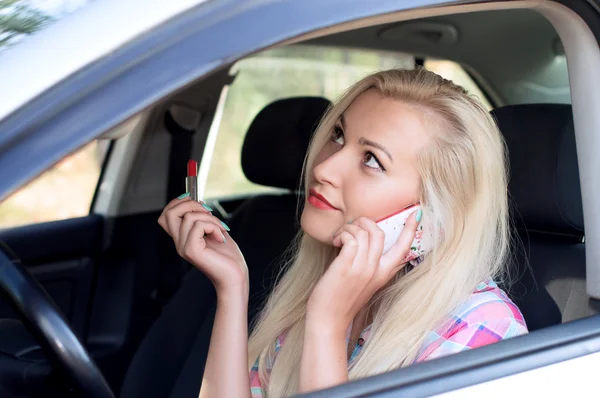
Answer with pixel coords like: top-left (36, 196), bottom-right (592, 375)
top-left (236, 97), bottom-right (332, 323)
top-left (492, 104), bottom-right (585, 331)
top-left (120, 97), bottom-right (330, 398)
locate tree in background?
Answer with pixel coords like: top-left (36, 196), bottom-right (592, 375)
top-left (0, 0), bottom-right (51, 48)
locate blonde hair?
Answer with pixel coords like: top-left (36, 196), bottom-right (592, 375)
top-left (247, 68), bottom-right (510, 397)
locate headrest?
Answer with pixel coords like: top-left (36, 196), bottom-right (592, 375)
top-left (242, 97), bottom-right (331, 190)
top-left (492, 104), bottom-right (584, 236)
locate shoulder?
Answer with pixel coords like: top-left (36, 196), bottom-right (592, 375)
top-left (453, 280), bottom-right (527, 329)
top-left (416, 280), bottom-right (528, 362)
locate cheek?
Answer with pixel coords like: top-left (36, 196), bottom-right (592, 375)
top-left (345, 179), bottom-right (420, 221)
top-left (300, 199), bottom-right (343, 243)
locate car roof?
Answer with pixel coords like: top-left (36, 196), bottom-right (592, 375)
top-left (0, 0), bottom-right (207, 121)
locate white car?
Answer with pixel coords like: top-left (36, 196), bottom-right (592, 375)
top-left (0, 0), bottom-right (598, 396)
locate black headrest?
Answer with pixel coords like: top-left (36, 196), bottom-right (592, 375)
top-left (492, 104), bottom-right (584, 236)
top-left (242, 97), bottom-right (331, 190)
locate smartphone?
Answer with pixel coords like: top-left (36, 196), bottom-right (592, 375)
top-left (376, 203), bottom-right (433, 261)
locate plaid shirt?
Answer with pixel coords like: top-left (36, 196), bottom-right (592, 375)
top-left (249, 280), bottom-right (527, 396)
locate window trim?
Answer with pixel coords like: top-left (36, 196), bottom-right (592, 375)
top-left (89, 140), bottom-right (115, 212)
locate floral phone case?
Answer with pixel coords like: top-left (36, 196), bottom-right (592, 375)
top-left (376, 204), bottom-right (434, 261)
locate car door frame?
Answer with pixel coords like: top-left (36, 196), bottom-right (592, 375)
top-left (1, 0), bottom-right (600, 396)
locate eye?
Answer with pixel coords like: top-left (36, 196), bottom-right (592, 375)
top-left (331, 125), bottom-right (345, 145)
top-left (364, 152), bottom-right (385, 171)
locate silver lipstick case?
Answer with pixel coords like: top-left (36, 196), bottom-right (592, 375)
top-left (185, 176), bottom-right (198, 202)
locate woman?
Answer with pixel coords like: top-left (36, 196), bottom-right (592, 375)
top-left (158, 68), bottom-right (528, 398)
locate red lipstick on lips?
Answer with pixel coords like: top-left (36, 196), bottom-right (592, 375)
top-left (186, 160), bottom-right (198, 201)
top-left (308, 188), bottom-right (339, 211)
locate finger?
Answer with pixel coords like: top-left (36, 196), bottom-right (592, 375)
top-left (331, 218), bottom-right (355, 240)
top-left (332, 223), bottom-right (359, 245)
top-left (165, 194), bottom-right (192, 211)
top-left (341, 224), bottom-right (370, 273)
top-left (350, 217), bottom-right (385, 268)
top-left (181, 221), bottom-right (226, 271)
top-left (332, 223), bottom-right (366, 247)
top-left (163, 200), bottom-right (213, 237)
top-left (164, 194), bottom-right (212, 213)
top-left (159, 196), bottom-right (211, 226)
top-left (380, 210), bottom-right (419, 270)
top-left (332, 231), bottom-right (359, 269)
top-left (158, 195), bottom-right (191, 227)
top-left (178, 213), bottom-right (226, 252)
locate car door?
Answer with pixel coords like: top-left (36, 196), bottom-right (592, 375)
top-left (0, 1), bottom-right (213, 393)
top-left (0, 0), bottom-right (599, 397)
top-left (0, 141), bottom-right (108, 337)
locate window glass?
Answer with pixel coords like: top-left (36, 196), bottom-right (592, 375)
top-left (424, 59), bottom-right (493, 110)
top-left (203, 45), bottom-right (414, 199)
top-left (0, 140), bottom-right (107, 228)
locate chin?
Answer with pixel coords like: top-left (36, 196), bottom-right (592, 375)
top-left (300, 203), bottom-right (342, 245)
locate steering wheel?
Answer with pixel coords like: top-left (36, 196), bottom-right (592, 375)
top-left (0, 241), bottom-right (115, 398)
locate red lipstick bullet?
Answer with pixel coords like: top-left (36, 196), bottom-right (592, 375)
top-left (186, 160), bottom-right (198, 201)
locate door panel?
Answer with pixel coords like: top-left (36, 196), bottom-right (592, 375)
top-left (0, 212), bottom-right (160, 394)
top-left (0, 215), bottom-right (102, 337)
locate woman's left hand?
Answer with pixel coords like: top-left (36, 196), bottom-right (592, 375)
top-left (305, 213), bottom-right (420, 336)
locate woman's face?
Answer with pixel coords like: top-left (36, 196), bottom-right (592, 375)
top-left (301, 88), bottom-right (432, 244)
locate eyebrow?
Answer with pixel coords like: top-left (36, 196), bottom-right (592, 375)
top-left (360, 138), bottom-right (393, 163)
top-left (339, 113), bottom-right (394, 163)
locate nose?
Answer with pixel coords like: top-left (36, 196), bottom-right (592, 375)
top-left (312, 147), bottom-right (347, 188)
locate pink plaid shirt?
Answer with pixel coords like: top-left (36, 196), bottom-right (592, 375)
top-left (249, 280), bottom-right (527, 396)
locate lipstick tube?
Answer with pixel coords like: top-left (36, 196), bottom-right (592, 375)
top-left (186, 160), bottom-right (198, 201)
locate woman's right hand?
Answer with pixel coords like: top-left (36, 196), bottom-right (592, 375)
top-left (158, 194), bottom-right (248, 296)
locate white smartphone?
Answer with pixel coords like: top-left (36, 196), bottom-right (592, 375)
top-left (376, 203), bottom-right (433, 261)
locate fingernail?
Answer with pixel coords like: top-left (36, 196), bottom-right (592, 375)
top-left (416, 209), bottom-right (423, 223)
top-left (220, 220), bottom-right (231, 231)
top-left (347, 219), bottom-right (354, 224)
top-left (223, 234), bottom-right (227, 243)
top-left (177, 192), bottom-right (190, 199)
top-left (202, 203), bottom-right (213, 212)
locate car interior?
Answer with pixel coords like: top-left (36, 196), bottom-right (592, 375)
top-left (0, 5), bottom-right (593, 398)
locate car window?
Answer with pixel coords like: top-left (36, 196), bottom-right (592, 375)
top-left (0, 140), bottom-right (108, 229)
top-left (424, 59), bottom-right (493, 110)
top-left (202, 45), bottom-right (414, 199)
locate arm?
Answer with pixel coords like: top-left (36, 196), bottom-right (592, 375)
top-left (299, 322), bottom-right (349, 393)
top-left (299, 215), bottom-right (420, 394)
top-left (157, 196), bottom-right (251, 398)
top-left (200, 288), bottom-right (251, 398)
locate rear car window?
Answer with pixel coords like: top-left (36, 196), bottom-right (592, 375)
top-left (202, 45), bottom-right (414, 199)
top-left (424, 59), bottom-right (493, 110)
top-left (201, 47), bottom-right (499, 200)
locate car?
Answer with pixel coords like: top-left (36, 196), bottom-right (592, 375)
top-left (0, 0), bottom-right (598, 396)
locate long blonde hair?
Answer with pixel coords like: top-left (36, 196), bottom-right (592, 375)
top-left (247, 68), bottom-right (510, 397)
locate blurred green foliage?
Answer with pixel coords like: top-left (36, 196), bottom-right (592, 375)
top-left (0, 0), bottom-right (52, 48)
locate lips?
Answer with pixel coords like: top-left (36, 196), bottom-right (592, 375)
top-left (308, 188), bottom-right (339, 211)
